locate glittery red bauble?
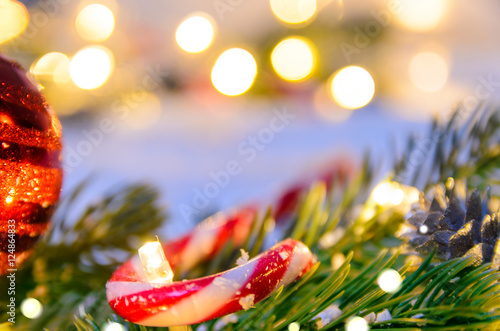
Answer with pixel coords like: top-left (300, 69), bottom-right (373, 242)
top-left (0, 55), bottom-right (63, 275)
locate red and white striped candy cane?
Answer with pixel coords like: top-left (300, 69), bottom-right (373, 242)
top-left (109, 207), bottom-right (256, 283)
top-left (106, 238), bottom-right (314, 326)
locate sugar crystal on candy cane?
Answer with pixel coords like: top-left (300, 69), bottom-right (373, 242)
top-left (239, 294), bottom-right (255, 310)
top-left (236, 249), bottom-right (249, 266)
top-left (139, 241), bottom-right (173, 283)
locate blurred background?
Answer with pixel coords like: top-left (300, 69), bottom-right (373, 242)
top-left (1, 0), bottom-right (499, 236)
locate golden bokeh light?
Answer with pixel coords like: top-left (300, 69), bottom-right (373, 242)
top-left (175, 13), bottom-right (216, 53)
top-left (409, 52), bottom-right (448, 92)
top-left (103, 322), bottom-right (126, 331)
top-left (394, 0), bottom-right (448, 32)
top-left (20, 298), bottom-right (43, 319)
top-left (288, 322), bottom-right (300, 331)
top-left (31, 52), bottom-right (72, 85)
top-left (75, 4), bottom-right (115, 42)
top-left (0, 0), bottom-right (28, 44)
top-left (70, 46), bottom-right (115, 90)
top-left (371, 181), bottom-right (404, 206)
top-left (345, 316), bottom-right (369, 331)
top-left (270, 0), bottom-right (316, 24)
top-left (377, 269), bottom-right (402, 293)
top-left (271, 37), bottom-right (316, 82)
top-left (211, 48), bottom-right (257, 96)
top-left (330, 66), bottom-right (375, 110)
top-left (370, 181), bottom-right (419, 208)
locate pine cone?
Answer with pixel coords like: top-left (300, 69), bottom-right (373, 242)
top-left (401, 180), bottom-right (500, 267)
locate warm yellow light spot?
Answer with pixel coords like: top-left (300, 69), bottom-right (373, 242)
top-left (270, 0), bottom-right (316, 24)
top-left (75, 4), bottom-right (115, 42)
top-left (346, 316), bottom-right (369, 331)
top-left (139, 241), bottom-right (173, 283)
top-left (0, 0), bottom-right (28, 44)
top-left (31, 52), bottom-right (72, 85)
top-left (123, 92), bottom-right (162, 130)
top-left (20, 298), bottom-right (43, 319)
top-left (271, 37), bottom-right (315, 82)
top-left (288, 322), bottom-right (300, 331)
top-left (394, 0), bottom-right (448, 32)
top-left (103, 322), bottom-right (126, 331)
top-left (5, 196), bottom-right (13, 204)
top-left (409, 52), bottom-right (448, 92)
top-left (70, 46), bottom-right (114, 90)
top-left (211, 48), bottom-right (257, 96)
top-left (53, 58), bottom-right (72, 86)
top-left (371, 181), bottom-right (404, 206)
top-left (360, 207), bottom-right (375, 221)
top-left (377, 269), bottom-right (402, 293)
top-left (330, 66), bottom-right (375, 109)
top-left (175, 13), bottom-right (215, 53)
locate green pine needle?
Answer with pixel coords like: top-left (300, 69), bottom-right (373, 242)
top-left (2, 106), bottom-right (500, 331)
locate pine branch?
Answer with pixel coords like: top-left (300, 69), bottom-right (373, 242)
top-left (0, 184), bottom-right (165, 330)
top-left (4, 106), bottom-right (500, 331)
top-left (394, 105), bottom-right (500, 191)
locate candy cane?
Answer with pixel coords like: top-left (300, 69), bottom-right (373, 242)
top-left (109, 207), bottom-right (256, 284)
top-left (106, 238), bottom-right (314, 326)
top-left (106, 158), bottom-right (350, 326)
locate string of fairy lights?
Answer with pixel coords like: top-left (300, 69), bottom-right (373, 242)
top-left (0, 0), bottom-right (452, 118)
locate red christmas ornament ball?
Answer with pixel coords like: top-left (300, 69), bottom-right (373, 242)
top-left (0, 55), bottom-right (63, 275)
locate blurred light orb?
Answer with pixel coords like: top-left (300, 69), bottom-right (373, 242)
top-left (330, 66), bottom-right (375, 109)
top-left (103, 322), bottom-right (126, 331)
top-left (0, 0), bottom-right (29, 44)
top-left (371, 181), bottom-right (404, 206)
top-left (288, 322), bottom-right (300, 331)
top-left (394, 0), bottom-right (447, 32)
top-left (420, 225), bottom-right (429, 234)
top-left (271, 37), bottom-right (315, 82)
top-left (409, 52), bottom-right (448, 92)
top-left (211, 48), bottom-right (257, 96)
top-left (176, 13), bottom-right (215, 53)
top-left (20, 298), bottom-right (43, 319)
top-left (377, 269), bottom-right (402, 293)
top-left (31, 52), bottom-right (71, 85)
top-left (270, 0), bottom-right (316, 24)
top-left (346, 316), bottom-right (369, 331)
top-left (70, 46), bottom-right (114, 90)
top-left (75, 4), bottom-right (115, 42)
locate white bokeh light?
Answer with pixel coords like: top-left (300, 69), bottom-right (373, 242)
top-left (103, 322), bottom-right (126, 331)
top-left (75, 4), bottom-right (115, 42)
top-left (211, 48), bottom-right (257, 96)
top-left (175, 13), bottom-right (215, 53)
top-left (330, 66), bottom-right (375, 109)
top-left (419, 225), bottom-right (429, 234)
top-left (377, 269), bottom-right (402, 293)
top-left (346, 316), bottom-right (369, 331)
top-left (271, 37), bottom-right (316, 82)
top-left (270, 0), bottom-right (317, 24)
top-left (31, 52), bottom-right (71, 85)
top-left (371, 182), bottom-right (404, 206)
top-left (70, 46), bottom-right (114, 90)
top-left (20, 298), bottom-right (43, 319)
